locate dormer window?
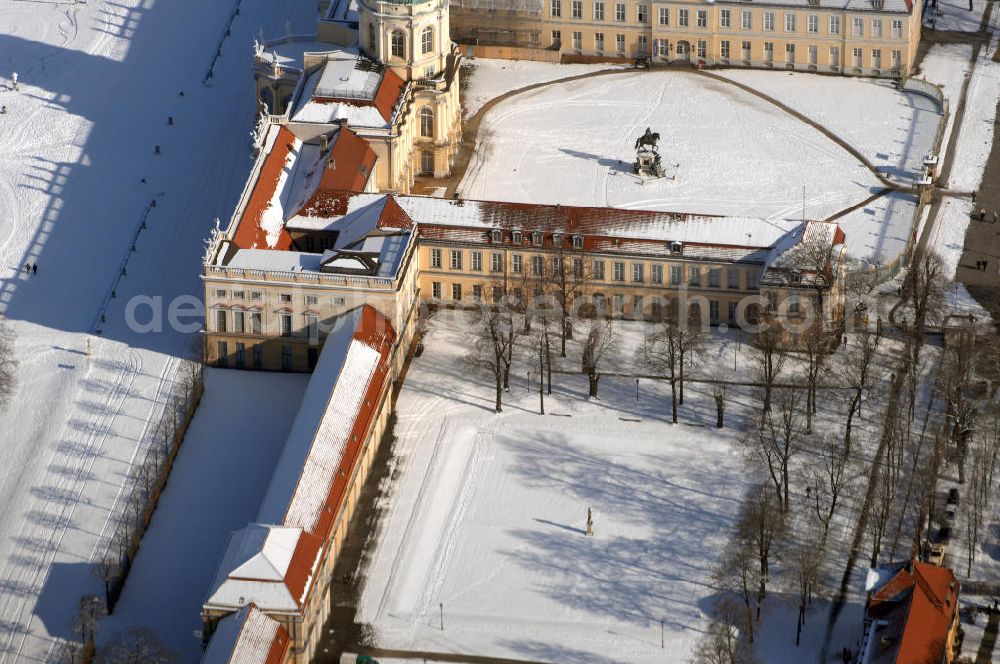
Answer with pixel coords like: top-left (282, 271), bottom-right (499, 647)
top-left (512, 229), bottom-right (522, 244)
top-left (572, 234), bottom-right (583, 249)
top-left (491, 229), bottom-right (502, 243)
top-left (669, 241), bottom-right (683, 255)
top-left (532, 231), bottom-right (543, 246)
top-left (553, 232), bottom-right (564, 246)
top-left (790, 271), bottom-right (801, 284)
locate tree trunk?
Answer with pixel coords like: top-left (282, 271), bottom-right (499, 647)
top-left (679, 351), bottom-right (685, 405)
top-left (545, 331), bottom-right (553, 395)
top-left (538, 350), bottom-right (545, 415)
top-left (670, 377), bottom-right (678, 424)
top-left (715, 398), bottom-right (724, 428)
top-left (495, 375), bottom-right (503, 413)
top-left (589, 372), bottom-right (599, 398)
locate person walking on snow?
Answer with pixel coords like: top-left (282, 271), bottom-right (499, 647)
top-left (23, 263), bottom-right (29, 274)
top-left (32, 264), bottom-right (37, 275)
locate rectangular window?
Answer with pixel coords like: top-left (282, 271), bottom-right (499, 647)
top-left (829, 16), bottom-right (840, 34)
top-left (764, 12), bottom-right (774, 30)
top-left (430, 248), bottom-right (442, 268)
top-left (552, 29), bottom-right (561, 46)
top-left (658, 7), bottom-right (669, 24)
top-left (250, 312), bottom-right (262, 335)
top-left (613, 261), bottom-right (625, 281)
top-left (492, 286), bottom-right (504, 302)
top-left (473, 284), bottom-right (483, 300)
top-left (852, 17), bottom-right (863, 36)
top-left (784, 12), bottom-right (796, 31)
top-left (281, 345), bottom-right (292, 371)
top-left (697, 40), bottom-right (706, 57)
top-left (871, 18), bottom-right (882, 38)
top-left (808, 43), bottom-right (817, 64)
top-left (788, 294), bottom-right (800, 313)
top-left (279, 313), bottom-right (292, 337)
top-left (708, 268), bottom-right (721, 287)
top-left (250, 291), bottom-right (262, 302)
top-left (727, 269), bottom-right (740, 289)
top-left (471, 251), bottom-right (482, 271)
top-left (742, 40), bottom-right (752, 58)
top-left (432, 281), bottom-right (441, 298)
top-left (253, 345), bottom-right (263, 370)
top-left (696, 9), bottom-right (707, 27)
top-left (552, 257), bottom-right (563, 276)
top-left (572, 0), bottom-right (582, 17)
top-left (785, 42), bottom-right (795, 62)
top-left (551, 0), bottom-right (561, 17)
top-left (615, 2), bottom-right (625, 20)
top-left (593, 259), bottom-right (605, 280)
top-left (853, 47), bottom-right (862, 67)
top-left (728, 301), bottom-right (738, 322)
top-left (741, 10), bottom-right (752, 29)
top-left (872, 48), bottom-right (881, 68)
top-left (678, 8), bottom-right (689, 26)
top-left (632, 263), bottom-right (644, 282)
top-left (215, 289), bottom-right (227, 299)
top-left (332, 296), bottom-right (345, 307)
top-left (830, 45), bottom-right (840, 65)
top-left (688, 266), bottom-right (701, 286)
top-left (633, 295), bottom-right (644, 319)
top-left (491, 252), bottom-right (503, 272)
top-left (594, 1), bottom-right (604, 20)
top-left (305, 314), bottom-right (318, 341)
top-left (233, 290), bottom-right (244, 300)
top-left (891, 18), bottom-right (902, 38)
top-left (651, 264), bottom-right (663, 283)
top-left (808, 14), bottom-right (818, 32)
top-left (709, 300), bottom-right (720, 322)
top-left (305, 295), bottom-right (318, 306)
top-left (638, 35), bottom-right (648, 52)
top-left (720, 8), bottom-right (731, 27)
top-left (670, 265), bottom-right (682, 284)
top-left (891, 49), bottom-right (901, 68)
top-left (614, 294), bottom-right (624, 314)
top-left (764, 41), bottom-right (774, 62)
top-left (217, 341), bottom-right (228, 368)
top-left (233, 310), bottom-right (245, 334)
top-left (279, 293), bottom-right (292, 303)
top-left (512, 254), bottom-right (524, 273)
top-left (595, 32), bottom-right (605, 50)
top-left (656, 38), bottom-right (669, 57)
top-left (616, 33), bottom-right (625, 52)
top-left (532, 255), bottom-right (544, 276)
top-left (450, 250), bottom-right (462, 270)
top-left (215, 309), bottom-right (227, 333)
top-left (637, 4), bottom-right (648, 22)
top-left (573, 258), bottom-right (584, 278)
top-left (573, 31), bottom-right (582, 48)
top-left (452, 283), bottom-right (462, 301)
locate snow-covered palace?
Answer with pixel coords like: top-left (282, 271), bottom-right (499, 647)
top-left (196, 0), bottom-right (850, 661)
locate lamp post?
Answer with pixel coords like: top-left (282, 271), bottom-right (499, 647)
top-left (439, 602), bottom-right (444, 631)
top-left (635, 378), bottom-right (640, 403)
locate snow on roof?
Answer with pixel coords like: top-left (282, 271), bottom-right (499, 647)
top-left (204, 525), bottom-right (323, 613)
top-left (290, 50), bottom-right (406, 128)
top-left (227, 249), bottom-right (322, 273)
top-left (230, 126), bottom-right (297, 251)
top-left (257, 306), bottom-right (396, 537)
top-left (324, 0), bottom-right (360, 23)
top-left (201, 603), bottom-right (291, 664)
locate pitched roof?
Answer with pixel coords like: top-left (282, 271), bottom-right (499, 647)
top-left (201, 603), bottom-right (291, 664)
top-left (291, 50), bottom-right (407, 127)
top-left (205, 525), bottom-right (323, 613)
top-left (231, 127), bottom-right (298, 251)
top-left (862, 561), bottom-right (958, 664)
top-left (257, 305), bottom-right (396, 540)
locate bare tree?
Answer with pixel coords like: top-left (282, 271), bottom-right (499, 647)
top-left (808, 435), bottom-right (851, 546)
top-left (644, 301), bottom-right (701, 423)
top-left (838, 327), bottom-right (880, 460)
top-left (714, 539), bottom-right (759, 644)
top-left (71, 594), bottom-right (106, 651)
top-left (740, 485), bottom-right (784, 619)
top-left (0, 316), bottom-right (17, 407)
top-left (750, 323), bottom-right (786, 416)
top-left (744, 387), bottom-right (803, 513)
top-left (550, 243), bottom-right (589, 358)
top-left (93, 557), bottom-right (122, 608)
top-left (964, 444), bottom-right (991, 577)
top-left (711, 375), bottom-right (729, 429)
top-left (903, 250), bottom-right (946, 366)
top-left (788, 520), bottom-right (825, 646)
top-left (581, 319), bottom-right (615, 398)
top-left (689, 597), bottom-right (760, 664)
top-left (97, 627), bottom-right (175, 664)
top-left (800, 326), bottom-right (826, 434)
top-left (465, 300), bottom-right (516, 413)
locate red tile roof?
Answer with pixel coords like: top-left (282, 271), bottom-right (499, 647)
top-left (311, 67), bottom-right (406, 124)
top-left (867, 561), bottom-right (958, 664)
top-left (231, 127), bottom-right (296, 251)
top-left (282, 531), bottom-right (324, 609)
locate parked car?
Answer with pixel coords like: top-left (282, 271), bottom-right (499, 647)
top-left (947, 488), bottom-right (960, 508)
top-left (928, 543), bottom-right (946, 566)
top-left (936, 526), bottom-right (952, 545)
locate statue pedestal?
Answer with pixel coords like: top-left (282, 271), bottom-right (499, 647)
top-left (633, 148), bottom-right (665, 178)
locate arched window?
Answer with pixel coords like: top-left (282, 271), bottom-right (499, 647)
top-left (368, 23), bottom-right (377, 53)
top-left (391, 30), bottom-right (406, 58)
top-left (419, 106), bottom-right (434, 138)
top-left (421, 26), bottom-right (434, 54)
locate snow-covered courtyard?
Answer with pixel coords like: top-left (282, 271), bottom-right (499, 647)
top-left (457, 67), bottom-right (943, 265)
top-left (357, 316), bottom-right (754, 663)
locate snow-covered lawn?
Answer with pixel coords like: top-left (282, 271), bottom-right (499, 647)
top-left (717, 70), bottom-right (940, 183)
top-left (948, 36), bottom-right (1000, 192)
top-left (358, 316), bottom-right (756, 663)
top-left (0, 0), bottom-right (312, 660)
top-left (461, 59), bottom-right (625, 118)
top-left (457, 70), bottom-right (899, 260)
top-left (100, 368), bottom-right (308, 661)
